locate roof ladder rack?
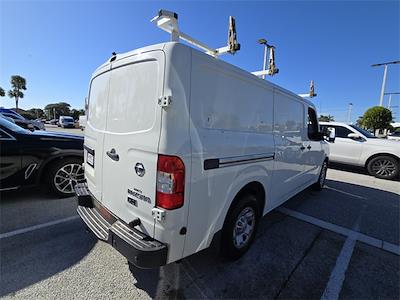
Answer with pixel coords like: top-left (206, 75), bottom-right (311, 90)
top-left (252, 41), bottom-right (279, 78)
top-left (151, 9), bottom-right (240, 58)
top-left (298, 80), bottom-right (317, 98)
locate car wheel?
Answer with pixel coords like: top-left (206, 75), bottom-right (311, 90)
top-left (221, 194), bottom-right (259, 260)
top-left (312, 160), bottom-right (328, 190)
top-left (47, 157), bottom-right (85, 197)
top-left (367, 155), bottom-right (399, 180)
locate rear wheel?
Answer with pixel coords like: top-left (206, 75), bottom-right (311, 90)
top-left (221, 194), bottom-right (259, 260)
top-left (312, 160), bottom-right (328, 190)
top-left (47, 157), bottom-right (85, 197)
top-left (367, 155), bottom-right (399, 180)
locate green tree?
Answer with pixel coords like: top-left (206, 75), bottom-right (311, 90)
top-left (361, 106), bottom-right (393, 132)
top-left (318, 114), bottom-right (335, 122)
top-left (70, 108), bottom-right (85, 120)
top-left (44, 102), bottom-right (71, 119)
top-left (21, 108), bottom-right (45, 120)
top-left (0, 87), bottom-right (5, 97)
top-left (7, 75), bottom-right (27, 112)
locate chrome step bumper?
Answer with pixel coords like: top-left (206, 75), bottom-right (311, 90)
top-left (75, 183), bottom-right (167, 268)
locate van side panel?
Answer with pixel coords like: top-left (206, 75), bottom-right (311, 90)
top-left (184, 50), bottom-right (275, 257)
top-left (270, 91), bottom-right (308, 205)
top-left (154, 43), bottom-right (192, 263)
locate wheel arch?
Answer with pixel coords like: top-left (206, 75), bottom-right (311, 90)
top-left (208, 180), bottom-right (266, 253)
top-left (230, 181), bottom-right (266, 217)
top-left (38, 153), bottom-right (83, 183)
top-left (220, 181), bottom-right (266, 235)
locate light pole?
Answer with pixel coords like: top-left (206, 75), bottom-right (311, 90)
top-left (371, 61), bottom-right (400, 106)
top-left (347, 103), bottom-right (353, 124)
top-left (384, 92), bottom-right (400, 109)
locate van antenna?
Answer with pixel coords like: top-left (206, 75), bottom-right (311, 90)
top-left (298, 80), bottom-right (317, 98)
top-left (151, 9), bottom-right (240, 58)
top-left (252, 39), bottom-right (279, 78)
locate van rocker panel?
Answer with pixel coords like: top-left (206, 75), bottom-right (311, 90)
top-left (75, 184), bottom-right (167, 268)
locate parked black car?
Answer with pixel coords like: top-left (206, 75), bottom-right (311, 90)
top-left (0, 117), bottom-right (84, 196)
top-left (0, 108), bottom-right (45, 131)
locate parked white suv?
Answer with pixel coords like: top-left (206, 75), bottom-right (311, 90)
top-left (75, 41), bottom-right (331, 269)
top-left (320, 122), bottom-right (400, 180)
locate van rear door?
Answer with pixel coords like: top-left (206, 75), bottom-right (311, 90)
top-left (101, 51), bottom-right (164, 237)
top-left (85, 64), bottom-right (111, 202)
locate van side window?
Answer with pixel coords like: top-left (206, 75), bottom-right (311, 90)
top-left (307, 108), bottom-right (319, 140)
top-left (274, 93), bottom-right (304, 137)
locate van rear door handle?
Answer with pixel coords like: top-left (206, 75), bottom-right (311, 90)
top-left (300, 146), bottom-right (306, 151)
top-left (106, 148), bottom-right (119, 161)
top-left (307, 145), bottom-right (312, 150)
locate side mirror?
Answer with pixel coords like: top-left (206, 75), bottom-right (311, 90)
top-left (347, 133), bottom-right (362, 140)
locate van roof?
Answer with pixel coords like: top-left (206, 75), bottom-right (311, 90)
top-left (94, 42), bottom-right (315, 108)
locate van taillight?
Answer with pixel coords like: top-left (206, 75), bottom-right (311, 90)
top-left (156, 155), bottom-right (185, 210)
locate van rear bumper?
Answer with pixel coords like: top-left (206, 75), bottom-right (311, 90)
top-left (75, 183), bottom-right (167, 269)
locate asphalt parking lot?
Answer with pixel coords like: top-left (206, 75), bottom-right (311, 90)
top-left (1, 168), bottom-right (399, 299)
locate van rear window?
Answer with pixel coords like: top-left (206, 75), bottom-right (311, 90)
top-left (106, 60), bottom-right (159, 133)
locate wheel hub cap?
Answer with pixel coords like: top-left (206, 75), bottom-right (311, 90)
top-left (320, 163), bottom-right (327, 185)
top-left (233, 207), bottom-right (255, 249)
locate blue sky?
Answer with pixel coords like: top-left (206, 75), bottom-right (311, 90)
top-left (1, 0), bottom-right (399, 122)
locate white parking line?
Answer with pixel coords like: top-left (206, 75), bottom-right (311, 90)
top-left (325, 186), bottom-right (366, 200)
top-left (277, 207), bottom-right (400, 256)
top-left (0, 215), bottom-right (80, 239)
top-left (321, 207), bottom-right (363, 300)
top-left (321, 237), bottom-right (356, 300)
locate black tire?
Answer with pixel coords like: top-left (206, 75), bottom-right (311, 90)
top-left (312, 160), bottom-right (328, 190)
top-left (46, 157), bottom-right (84, 197)
top-left (367, 155), bottom-right (399, 180)
top-left (221, 194), bottom-right (260, 260)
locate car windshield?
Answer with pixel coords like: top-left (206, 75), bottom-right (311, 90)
top-left (62, 117), bottom-right (74, 121)
top-left (349, 124), bottom-right (377, 138)
top-left (0, 116), bottom-right (29, 134)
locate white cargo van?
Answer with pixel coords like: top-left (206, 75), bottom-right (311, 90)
top-left (76, 28), bottom-right (331, 269)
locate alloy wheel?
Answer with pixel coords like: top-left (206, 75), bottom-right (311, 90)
top-left (371, 159), bottom-right (397, 178)
top-left (54, 163), bottom-right (84, 194)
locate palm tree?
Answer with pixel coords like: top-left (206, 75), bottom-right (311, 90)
top-left (0, 87), bottom-right (5, 97)
top-left (8, 75), bottom-right (27, 112)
